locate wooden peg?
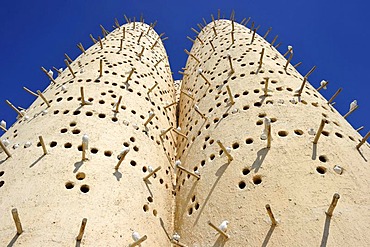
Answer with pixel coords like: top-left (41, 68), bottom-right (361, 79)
top-left (313, 119), bottom-right (326, 144)
top-left (283, 47), bottom-right (292, 57)
top-left (11, 208), bottom-right (23, 235)
top-left (198, 69), bottom-right (211, 85)
top-left (178, 71), bottom-right (188, 76)
top-left (304, 66), bottom-right (317, 78)
top-left (154, 57), bottom-right (164, 67)
top-left (356, 131), bottom-right (370, 149)
top-left (38, 136), bottom-right (47, 155)
top-left (143, 166), bottom-right (161, 181)
top-left (114, 96), bottom-right (122, 113)
top-left (129, 235), bottom-right (148, 247)
top-left (284, 52), bottom-right (294, 71)
top-left (64, 53), bottom-right (73, 63)
top-left (316, 80), bottom-right (329, 91)
top-left (209, 40), bottom-right (215, 51)
top-left (343, 105), bottom-right (359, 118)
top-left (161, 37), bottom-right (169, 42)
top-left (100, 25), bottom-right (108, 38)
top-left (328, 88), bottom-right (342, 104)
top-left (89, 34), bottom-right (97, 44)
top-left (274, 42), bottom-right (282, 49)
top-left (250, 22), bottom-right (255, 33)
top-left (119, 39), bottom-right (123, 51)
top-left (115, 148), bottom-right (130, 170)
top-left (226, 85), bottom-right (235, 105)
top-left (212, 26), bottom-right (217, 36)
top-left (98, 36), bottom-right (103, 49)
top-left (217, 140), bottom-right (233, 162)
top-left (208, 221), bottom-right (229, 239)
top-left (100, 59), bottom-right (103, 77)
top-left (194, 105), bottom-right (206, 119)
top-left (256, 25), bottom-right (261, 31)
top-left (76, 218), bottom-right (87, 241)
top-left (122, 27), bottom-right (126, 40)
top-left (126, 68), bottom-right (135, 83)
top-left (259, 48), bottom-right (265, 68)
top-left (227, 54), bottom-right (234, 74)
top-left (181, 90), bottom-right (194, 100)
top-left (6, 100), bottom-right (24, 117)
top-left (151, 38), bottom-right (159, 49)
top-left (144, 111), bottom-right (155, 127)
top-left (244, 17), bottom-right (251, 26)
top-left (0, 125), bottom-right (7, 132)
top-left (0, 140), bottom-right (11, 158)
top-left (263, 27), bottom-right (272, 39)
top-left (151, 20), bottom-right (158, 29)
top-left (37, 90), bottom-right (50, 108)
top-left (270, 35), bottom-right (278, 47)
top-left (114, 18), bottom-right (120, 28)
top-left (293, 62), bottom-right (302, 68)
top-left (77, 43), bottom-right (86, 54)
top-left (138, 46), bottom-right (145, 58)
top-left (124, 14), bottom-right (130, 23)
top-left (148, 82), bottom-right (158, 94)
top-left (196, 36), bottom-right (204, 45)
top-left (176, 164), bottom-right (200, 179)
top-left (356, 126), bottom-right (364, 132)
top-left (218, 9), bottom-right (220, 20)
top-left (296, 77), bottom-right (307, 97)
top-left (267, 124), bottom-right (272, 148)
top-left (52, 66), bottom-right (62, 75)
top-left (164, 101), bottom-right (177, 109)
top-left (326, 193), bottom-right (340, 216)
top-left (265, 204), bottom-right (277, 225)
top-left (251, 29), bottom-right (256, 44)
top-left (264, 77), bottom-right (269, 96)
top-left (23, 87), bottom-right (38, 97)
top-left (137, 31), bottom-right (144, 43)
top-left (184, 49), bottom-right (200, 63)
top-left (240, 17), bottom-right (247, 25)
top-left (211, 14), bottom-right (215, 23)
top-left (197, 23), bottom-right (203, 31)
top-left (132, 18), bottom-right (136, 29)
top-left (160, 127), bottom-right (173, 138)
top-left (41, 67), bottom-right (56, 84)
top-left (231, 31), bottom-right (235, 44)
top-left (64, 59), bottom-right (75, 78)
top-left (191, 27), bottom-right (199, 35)
top-left (173, 128), bottom-right (188, 139)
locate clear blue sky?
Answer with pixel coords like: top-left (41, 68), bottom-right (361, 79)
top-left (0, 0), bottom-right (368, 135)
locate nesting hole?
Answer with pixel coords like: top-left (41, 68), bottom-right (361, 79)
top-left (316, 166), bottom-right (327, 174)
top-left (80, 185), bottom-right (90, 193)
top-left (253, 175), bottom-right (262, 185)
top-left (76, 172), bottom-right (86, 180)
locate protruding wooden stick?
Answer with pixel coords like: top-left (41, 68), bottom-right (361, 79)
top-left (76, 218), bottom-right (87, 241)
top-left (231, 31), bottom-right (235, 44)
top-left (196, 36), bottom-right (204, 45)
top-left (129, 235), bottom-right (148, 247)
top-left (243, 17), bottom-right (251, 26)
top-left (154, 57), bottom-right (164, 67)
top-left (208, 221), bottom-right (229, 239)
top-left (164, 101), bottom-right (177, 109)
top-left (144, 112), bottom-right (155, 127)
top-left (191, 27), bottom-right (199, 35)
top-left (0, 140), bottom-right (11, 158)
top-left (178, 71), bottom-right (188, 76)
top-left (64, 53), bottom-right (73, 63)
top-left (0, 125), bottom-right (7, 132)
top-left (197, 23), bottom-right (203, 30)
top-left (177, 164), bottom-right (200, 179)
top-left (259, 48), bottom-right (265, 68)
top-left (122, 27), bottom-right (126, 40)
top-left (263, 27), bottom-right (272, 39)
top-left (89, 34), bottom-right (97, 44)
top-left (294, 62), bottom-right (302, 68)
top-left (148, 82), bottom-right (158, 94)
top-left (284, 52), bottom-right (293, 71)
top-left (328, 88), bottom-right (342, 104)
top-left (251, 29), bottom-right (256, 44)
top-left (217, 140), bottom-right (233, 162)
top-left (143, 166), bottom-right (161, 180)
top-left (124, 14), bottom-right (130, 23)
top-left (52, 66), bottom-right (62, 75)
top-left (267, 124), bottom-right (272, 148)
top-left (274, 42), bottom-right (282, 49)
top-left (77, 43), bottom-right (86, 54)
top-left (250, 22), bottom-right (255, 32)
top-left (99, 59), bottom-right (103, 77)
top-left (151, 38), bottom-right (159, 50)
top-left (160, 127), bottom-right (173, 138)
top-left (161, 37), bottom-right (169, 42)
top-left (97, 36), bottom-right (103, 49)
top-left (138, 46), bottom-right (145, 58)
top-left (39, 136), bottom-right (47, 155)
top-left (316, 80), bottom-right (329, 91)
top-left (23, 87), bottom-right (38, 97)
top-left (41, 67), bottom-right (56, 84)
top-left (218, 9), bottom-right (220, 20)
top-left (126, 68), bottom-right (135, 83)
top-left (356, 126), bottom-right (364, 132)
top-left (344, 105), bottom-right (359, 118)
top-left (100, 25), bottom-right (109, 38)
top-left (265, 204), bottom-right (277, 225)
top-left (264, 77), bottom-right (269, 96)
top-left (226, 85), bottom-right (235, 105)
top-left (198, 69), bottom-right (211, 85)
top-left (304, 66), bottom-right (317, 78)
top-left (37, 90), bottom-right (50, 107)
top-left (326, 193), bottom-right (340, 216)
top-left (114, 18), bottom-right (120, 28)
top-left (270, 35), bottom-right (278, 47)
top-left (181, 90), bottom-right (194, 100)
top-left (173, 128), bottom-right (188, 139)
top-left (115, 148), bottom-right (130, 170)
top-left (119, 39), bottom-right (123, 51)
top-left (212, 26), bottom-right (217, 36)
top-left (137, 31), bottom-right (144, 43)
top-left (227, 54), bottom-right (234, 74)
top-left (209, 40), bottom-right (215, 51)
top-left (296, 77), bottom-right (307, 97)
top-left (356, 131), bottom-right (370, 149)
top-left (313, 119), bottom-right (326, 144)
top-left (64, 59), bottom-right (75, 78)
top-left (6, 100), bottom-right (24, 117)
top-left (11, 208), bottom-right (23, 235)
top-left (194, 105), bottom-right (206, 119)
top-left (113, 96), bottom-right (122, 113)
top-left (184, 49), bottom-right (200, 63)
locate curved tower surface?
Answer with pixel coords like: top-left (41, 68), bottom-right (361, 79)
top-left (1, 16), bottom-right (369, 247)
top-left (175, 19), bottom-right (370, 246)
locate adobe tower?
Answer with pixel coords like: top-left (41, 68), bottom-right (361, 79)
top-left (1, 14), bottom-right (370, 246)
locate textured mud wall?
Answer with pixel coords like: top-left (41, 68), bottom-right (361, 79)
top-left (175, 19), bottom-right (370, 246)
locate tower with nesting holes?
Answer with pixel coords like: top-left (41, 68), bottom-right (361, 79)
top-left (1, 14), bottom-right (370, 247)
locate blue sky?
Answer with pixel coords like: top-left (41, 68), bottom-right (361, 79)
top-left (0, 0), bottom-right (368, 135)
